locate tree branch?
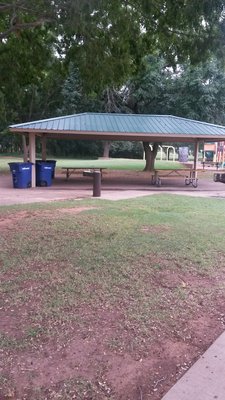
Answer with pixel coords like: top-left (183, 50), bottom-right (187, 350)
top-left (0, 17), bottom-right (52, 40)
top-left (0, 3), bottom-right (15, 12)
top-left (0, 1), bottom-right (26, 12)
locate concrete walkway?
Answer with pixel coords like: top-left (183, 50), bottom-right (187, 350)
top-left (1, 172), bottom-right (225, 205)
top-left (162, 331), bottom-right (225, 400)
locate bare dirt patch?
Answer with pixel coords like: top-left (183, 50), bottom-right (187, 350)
top-left (140, 224), bottom-right (171, 234)
top-left (57, 206), bottom-right (97, 214)
top-left (0, 207), bottom-right (97, 232)
top-left (1, 262), bottom-right (225, 400)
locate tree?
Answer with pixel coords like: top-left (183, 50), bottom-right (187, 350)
top-left (126, 55), bottom-right (173, 170)
top-left (58, 63), bottom-right (85, 116)
top-left (127, 55), bottom-right (225, 170)
top-left (53, 62), bottom-right (102, 158)
top-left (3, 0), bottom-right (224, 92)
top-left (2, 1), bottom-right (225, 158)
top-left (1, 2), bottom-right (225, 93)
top-left (0, 0), bottom-right (54, 41)
top-left (99, 87), bottom-right (131, 158)
top-left (126, 55), bottom-right (173, 114)
top-left (2, 1), bottom-right (225, 91)
top-left (169, 59), bottom-right (225, 125)
top-left (143, 142), bottom-right (160, 171)
top-left (0, 27), bottom-right (65, 153)
top-left (60, 1), bottom-right (225, 91)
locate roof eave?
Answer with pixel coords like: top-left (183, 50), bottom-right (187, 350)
top-left (9, 127), bottom-right (225, 142)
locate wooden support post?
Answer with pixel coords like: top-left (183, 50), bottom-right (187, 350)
top-left (223, 141), bottom-right (225, 167)
top-left (41, 135), bottom-right (47, 161)
top-left (193, 140), bottom-right (199, 177)
top-left (29, 133), bottom-right (36, 188)
top-left (22, 134), bottom-right (29, 162)
top-left (93, 170), bottom-right (101, 197)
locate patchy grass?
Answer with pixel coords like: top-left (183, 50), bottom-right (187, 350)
top-left (1, 195), bottom-right (225, 399)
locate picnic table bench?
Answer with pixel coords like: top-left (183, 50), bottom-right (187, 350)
top-left (213, 171), bottom-right (225, 183)
top-left (151, 168), bottom-right (198, 188)
top-left (62, 167), bottom-right (105, 179)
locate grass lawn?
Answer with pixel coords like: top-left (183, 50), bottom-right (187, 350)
top-left (1, 195), bottom-right (225, 399)
top-left (0, 155), bottom-right (185, 173)
top-left (0, 156), bottom-right (23, 173)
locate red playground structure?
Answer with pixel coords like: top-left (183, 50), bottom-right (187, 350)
top-left (203, 142), bottom-right (225, 166)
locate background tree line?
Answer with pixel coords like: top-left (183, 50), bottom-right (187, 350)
top-left (1, 1), bottom-right (225, 159)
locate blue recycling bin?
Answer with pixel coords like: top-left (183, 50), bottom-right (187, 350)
top-left (8, 162), bottom-right (32, 189)
top-left (36, 162), bottom-right (53, 187)
top-left (36, 160), bottom-right (56, 178)
top-left (47, 160), bottom-right (56, 178)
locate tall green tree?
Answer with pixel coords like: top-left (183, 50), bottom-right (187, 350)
top-left (61, 0), bottom-right (225, 91)
top-left (1, 0), bottom-right (225, 157)
top-left (49, 62), bottom-right (103, 158)
top-left (2, 1), bottom-right (225, 91)
top-left (58, 63), bottom-right (87, 116)
top-left (169, 60), bottom-right (225, 124)
top-left (127, 55), bottom-right (225, 169)
top-left (0, 0), bottom-right (54, 40)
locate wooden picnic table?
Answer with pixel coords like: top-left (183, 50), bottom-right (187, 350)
top-left (213, 170), bottom-right (225, 183)
top-left (62, 167), bottom-right (105, 179)
top-left (151, 168), bottom-right (198, 188)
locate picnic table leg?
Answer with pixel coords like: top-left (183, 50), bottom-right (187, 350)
top-left (190, 169), bottom-right (198, 188)
top-left (151, 170), bottom-right (158, 185)
top-left (151, 174), bottom-right (156, 185)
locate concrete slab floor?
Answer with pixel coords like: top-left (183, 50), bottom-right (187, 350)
top-left (1, 172), bottom-right (225, 206)
top-left (162, 331), bottom-right (225, 400)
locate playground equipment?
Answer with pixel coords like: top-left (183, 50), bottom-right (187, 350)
top-left (203, 142), bottom-right (225, 166)
top-left (159, 145), bottom-right (176, 161)
top-left (146, 145), bottom-right (176, 161)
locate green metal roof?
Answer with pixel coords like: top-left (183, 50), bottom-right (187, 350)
top-left (9, 113), bottom-right (225, 141)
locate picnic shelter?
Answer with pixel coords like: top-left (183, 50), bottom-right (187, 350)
top-left (9, 113), bottom-right (225, 187)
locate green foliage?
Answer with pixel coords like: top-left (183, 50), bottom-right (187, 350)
top-left (58, 63), bottom-right (85, 116)
top-left (1, 1), bottom-right (225, 156)
top-left (128, 55), bottom-right (225, 125)
top-left (109, 141), bottom-right (143, 159)
top-left (127, 55), bottom-right (173, 114)
top-left (47, 139), bottom-right (102, 158)
top-left (170, 59), bottom-right (225, 124)
top-left (60, 0), bottom-right (225, 90)
top-left (2, 1), bottom-right (225, 92)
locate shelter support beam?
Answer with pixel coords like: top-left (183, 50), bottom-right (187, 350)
top-left (193, 140), bottom-right (200, 178)
top-left (41, 135), bottom-right (47, 161)
top-left (22, 134), bottom-right (29, 162)
top-left (29, 132), bottom-right (36, 187)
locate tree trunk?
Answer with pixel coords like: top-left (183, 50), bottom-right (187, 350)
top-left (103, 141), bottom-right (111, 158)
top-left (143, 142), bottom-right (159, 171)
